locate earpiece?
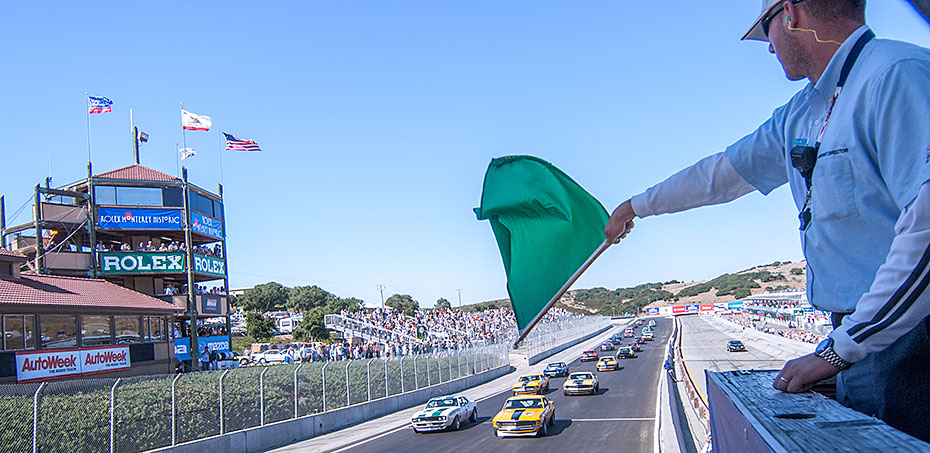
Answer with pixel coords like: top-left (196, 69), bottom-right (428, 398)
top-left (786, 17), bottom-right (791, 22)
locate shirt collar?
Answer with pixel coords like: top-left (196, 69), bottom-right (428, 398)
top-left (810, 25), bottom-right (872, 100)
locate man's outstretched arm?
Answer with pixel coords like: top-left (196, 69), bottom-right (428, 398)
top-left (604, 152), bottom-right (757, 242)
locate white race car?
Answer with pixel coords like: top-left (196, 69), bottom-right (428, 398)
top-left (410, 395), bottom-right (478, 432)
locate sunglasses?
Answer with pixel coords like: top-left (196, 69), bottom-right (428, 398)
top-left (761, 0), bottom-right (804, 37)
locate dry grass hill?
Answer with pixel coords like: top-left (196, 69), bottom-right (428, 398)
top-left (462, 260), bottom-right (807, 316)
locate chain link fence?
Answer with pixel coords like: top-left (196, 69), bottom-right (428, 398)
top-left (0, 344), bottom-right (508, 453)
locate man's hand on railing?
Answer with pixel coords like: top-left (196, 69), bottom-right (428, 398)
top-left (773, 353), bottom-right (840, 393)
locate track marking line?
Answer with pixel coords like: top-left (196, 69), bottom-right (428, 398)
top-left (570, 418), bottom-right (656, 422)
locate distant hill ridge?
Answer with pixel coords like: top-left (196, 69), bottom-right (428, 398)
top-left (461, 260), bottom-right (807, 316)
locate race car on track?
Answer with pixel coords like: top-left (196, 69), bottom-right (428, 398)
top-left (543, 362), bottom-right (570, 378)
top-left (596, 356), bottom-right (618, 371)
top-left (599, 342), bottom-right (615, 352)
top-left (411, 395), bottom-right (478, 432)
top-left (635, 337), bottom-right (646, 344)
top-left (563, 372), bottom-right (599, 396)
top-left (580, 350), bottom-right (598, 361)
top-left (628, 342), bottom-right (642, 352)
top-left (617, 346), bottom-right (636, 359)
top-left (492, 395), bottom-right (556, 438)
top-left (727, 340), bottom-right (746, 352)
top-left (512, 374), bottom-right (550, 395)
top-left (643, 332), bottom-right (654, 341)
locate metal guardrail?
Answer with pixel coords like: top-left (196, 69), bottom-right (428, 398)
top-left (0, 345), bottom-right (509, 453)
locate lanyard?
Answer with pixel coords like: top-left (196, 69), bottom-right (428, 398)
top-left (813, 29), bottom-right (875, 148)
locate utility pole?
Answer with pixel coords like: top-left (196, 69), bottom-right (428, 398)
top-left (456, 289), bottom-right (462, 309)
top-left (376, 284), bottom-right (385, 309)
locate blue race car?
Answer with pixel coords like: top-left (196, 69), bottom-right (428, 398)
top-left (543, 361), bottom-right (570, 378)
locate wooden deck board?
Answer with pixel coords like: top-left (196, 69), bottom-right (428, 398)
top-left (707, 369), bottom-right (930, 452)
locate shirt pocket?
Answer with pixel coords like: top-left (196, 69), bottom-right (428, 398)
top-left (812, 154), bottom-right (859, 221)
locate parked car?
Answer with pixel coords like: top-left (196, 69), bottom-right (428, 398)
top-left (250, 349), bottom-right (288, 365)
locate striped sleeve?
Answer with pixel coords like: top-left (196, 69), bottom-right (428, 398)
top-left (832, 181), bottom-right (930, 363)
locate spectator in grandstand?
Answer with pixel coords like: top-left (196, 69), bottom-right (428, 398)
top-left (604, 2), bottom-right (930, 439)
top-left (120, 242), bottom-right (131, 251)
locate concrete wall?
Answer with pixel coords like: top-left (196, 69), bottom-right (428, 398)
top-left (154, 364), bottom-right (512, 453)
top-left (527, 324), bottom-right (613, 365)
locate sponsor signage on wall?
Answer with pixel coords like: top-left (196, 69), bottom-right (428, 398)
top-left (700, 304), bottom-right (714, 311)
top-left (686, 304), bottom-right (699, 312)
top-left (15, 346), bottom-right (131, 382)
top-left (174, 336), bottom-right (230, 361)
top-left (193, 254), bottom-right (225, 277)
top-left (98, 207), bottom-right (182, 230)
top-left (100, 252), bottom-right (185, 274)
top-left (646, 307), bottom-right (659, 315)
top-left (201, 296), bottom-right (222, 315)
top-left (191, 211), bottom-right (224, 240)
top-left (672, 306), bottom-right (686, 314)
top-left (727, 302), bottom-right (744, 309)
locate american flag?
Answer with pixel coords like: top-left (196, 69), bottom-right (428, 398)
top-left (223, 132), bottom-right (262, 152)
top-left (88, 96), bottom-right (113, 114)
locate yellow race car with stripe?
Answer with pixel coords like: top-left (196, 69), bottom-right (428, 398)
top-left (511, 374), bottom-right (549, 395)
top-left (562, 371), bottom-right (599, 396)
top-left (596, 356), bottom-right (618, 371)
top-left (492, 395), bottom-right (556, 437)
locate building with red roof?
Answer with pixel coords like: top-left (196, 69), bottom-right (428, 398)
top-left (1, 158), bottom-right (230, 378)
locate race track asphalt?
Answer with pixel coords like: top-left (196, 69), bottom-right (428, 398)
top-left (341, 318), bottom-right (672, 453)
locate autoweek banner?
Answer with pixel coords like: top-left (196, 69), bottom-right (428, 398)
top-left (100, 252), bottom-right (185, 274)
top-left (16, 345), bottom-right (131, 382)
top-left (191, 211), bottom-right (224, 240)
top-left (98, 207), bottom-right (183, 230)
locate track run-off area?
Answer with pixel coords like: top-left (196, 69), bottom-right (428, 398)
top-left (270, 315), bottom-right (818, 452)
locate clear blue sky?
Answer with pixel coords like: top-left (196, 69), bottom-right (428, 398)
top-left (2, 2), bottom-right (929, 308)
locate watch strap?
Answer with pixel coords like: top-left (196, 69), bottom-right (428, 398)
top-left (817, 346), bottom-right (852, 371)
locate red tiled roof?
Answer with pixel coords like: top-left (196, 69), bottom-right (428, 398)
top-left (0, 248), bottom-right (27, 260)
top-left (0, 273), bottom-right (182, 313)
top-left (95, 165), bottom-right (180, 183)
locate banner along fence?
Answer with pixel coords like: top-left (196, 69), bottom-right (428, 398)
top-left (0, 344), bottom-right (508, 453)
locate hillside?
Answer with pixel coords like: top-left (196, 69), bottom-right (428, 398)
top-left (461, 260), bottom-right (807, 316)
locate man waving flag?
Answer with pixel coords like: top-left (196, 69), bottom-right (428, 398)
top-left (475, 155), bottom-right (610, 346)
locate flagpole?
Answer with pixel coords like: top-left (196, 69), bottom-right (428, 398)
top-left (218, 129), bottom-right (224, 187)
top-left (85, 92), bottom-right (92, 164)
top-left (512, 240), bottom-right (612, 349)
top-left (176, 142), bottom-right (180, 177)
top-left (180, 102), bottom-right (188, 167)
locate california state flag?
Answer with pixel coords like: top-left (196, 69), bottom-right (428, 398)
top-left (181, 109), bottom-right (211, 131)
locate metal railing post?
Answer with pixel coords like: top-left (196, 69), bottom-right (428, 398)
top-left (457, 351), bottom-right (461, 379)
top-left (294, 363), bottom-right (303, 418)
top-left (219, 369), bottom-right (230, 434)
top-left (260, 368), bottom-right (269, 426)
top-left (384, 357), bottom-right (388, 395)
top-left (345, 360), bottom-right (352, 407)
top-left (399, 357), bottom-right (404, 393)
top-left (448, 353), bottom-right (452, 381)
top-left (486, 346), bottom-right (490, 371)
top-left (366, 359), bottom-right (373, 401)
top-left (110, 378), bottom-right (121, 453)
top-left (427, 356), bottom-right (431, 386)
top-left (322, 363), bottom-right (329, 412)
top-left (33, 382), bottom-right (45, 453)
top-left (413, 357), bottom-right (418, 389)
top-left (171, 374), bottom-right (181, 446)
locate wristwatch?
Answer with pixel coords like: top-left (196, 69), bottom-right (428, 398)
top-left (815, 338), bottom-right (852, 371)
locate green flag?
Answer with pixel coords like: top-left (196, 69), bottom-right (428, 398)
top-left (475, 155), bottom-right (609, 340)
